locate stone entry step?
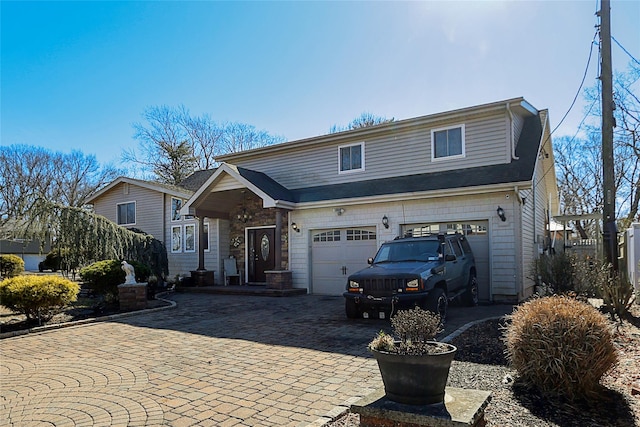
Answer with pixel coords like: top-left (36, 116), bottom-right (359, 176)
top-left (351, 387), bottom-right (491, 427)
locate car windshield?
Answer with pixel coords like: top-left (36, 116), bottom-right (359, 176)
top-left (373, 240), bottom-right (441, 263)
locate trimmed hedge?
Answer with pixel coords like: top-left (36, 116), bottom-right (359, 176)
top-left (79, 259), bottom-right (150, 300)
top-left (1, 254), bottom-right (25, 278)
top-left (0, 275), bottom-right (80, 322)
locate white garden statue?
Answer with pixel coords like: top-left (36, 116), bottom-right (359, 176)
top-left (121, 261), bottom-right (137, 285)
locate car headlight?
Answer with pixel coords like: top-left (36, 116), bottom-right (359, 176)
top-left (348, 280), bottom-right (360, 289)
top-left (406, 278), bottom-right (419, 289)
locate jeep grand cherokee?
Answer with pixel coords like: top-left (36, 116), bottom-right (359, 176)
top-left (343, 233), bottom-right (478, 320)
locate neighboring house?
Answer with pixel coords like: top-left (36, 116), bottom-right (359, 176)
top-left (0, 238), bottom-right (51, 271)
top-left (182, 98), bottom-right (559, 302)
top-left (86, 173), bottom-right (216, 279)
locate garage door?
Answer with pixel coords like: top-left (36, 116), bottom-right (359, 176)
top-left (402, 222), bottom-right (490, 302)
top-left (311, 228), bottom-right (378, 295)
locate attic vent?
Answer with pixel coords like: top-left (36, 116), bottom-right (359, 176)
top-left (123, 183), bottom-right (130, 195)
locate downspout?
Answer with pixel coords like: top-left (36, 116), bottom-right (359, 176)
top-left (507, 103), bottom-right (519, 160)
top-left (514, 186), bottom-right (523, 300)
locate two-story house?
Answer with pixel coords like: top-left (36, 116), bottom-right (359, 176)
top-left (183, 97), bottom-right (559, 302)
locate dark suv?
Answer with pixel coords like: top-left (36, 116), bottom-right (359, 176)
top-left (343, 233), bottom-right (478, 320)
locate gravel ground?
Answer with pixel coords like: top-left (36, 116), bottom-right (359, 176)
top-left (328, 304), bottom-right (640, 427)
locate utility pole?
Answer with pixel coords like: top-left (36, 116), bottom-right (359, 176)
top-left (600, 0), bottom-right (618, 270)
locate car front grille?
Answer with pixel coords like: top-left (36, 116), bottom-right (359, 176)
top-left (362, 278), bottom-right (408, 297)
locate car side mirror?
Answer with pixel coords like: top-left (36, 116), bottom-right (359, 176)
top-left (368, 257), bottom-right (374, 265)
top-left (445, 254), bottom-right (456, 262)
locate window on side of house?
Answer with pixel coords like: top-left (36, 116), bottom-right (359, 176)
top-left (117, 202), bottom-right (136, 225)
top-left (431, 124), bottom-right (465, 161)
top-left (184, 224), bottom-right (195, 252)
top-left (171, 225), bottom-right (182, 253)
top-left (203, 221), bottom-right (210, 252)
top-left (338, 142), bottom-right (365, 174)
top-left (171, 198), bottom-right (182, 221)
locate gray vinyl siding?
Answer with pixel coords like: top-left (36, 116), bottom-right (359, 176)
top-left (231, 111), bottom-right (511, 190)
top-left (92, 182), bottom-right (164, 239)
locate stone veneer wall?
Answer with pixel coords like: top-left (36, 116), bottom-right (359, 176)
top-left (228, 193), bottom-right (289, 270)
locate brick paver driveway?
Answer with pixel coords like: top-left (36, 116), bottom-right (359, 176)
top-left (0, 293), bottom-right (513, 427)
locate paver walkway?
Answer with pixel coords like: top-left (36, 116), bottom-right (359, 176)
top-left (0, 293), bottom-right (513, 427)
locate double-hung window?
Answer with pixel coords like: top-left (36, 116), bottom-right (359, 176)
top-left (117, 202), bottom-right (136, 225)
top-left (171, 198), bottom-right (182, 221)
top-left (431, 124), bottom-right (465, 161)
top-left (338, 142), bottom-right (364, 174)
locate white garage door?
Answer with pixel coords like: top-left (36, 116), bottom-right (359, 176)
top-left (402, 222), bottom-right (490, 301)
top-left (311, 228), bottom-right (378, 295)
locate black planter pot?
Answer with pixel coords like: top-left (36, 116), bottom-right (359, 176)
top-left (370, 341), bottom-right (457, 405)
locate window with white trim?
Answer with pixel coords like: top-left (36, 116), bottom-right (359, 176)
top-left (431, 124), bottom-right (465, 160)
top-left (338, 142), bottom-right (364, 173)
top-left (171, 198), bottom-right (182, 221)
top-left (184, 224), bottom-right (195, 252)
top-left (116, 202), bottom-right (136, 225)
top-left (171, 225), bottom-right (182, 253)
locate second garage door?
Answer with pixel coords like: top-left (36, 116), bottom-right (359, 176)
top-left (311, 228), bottom-right (378, 295)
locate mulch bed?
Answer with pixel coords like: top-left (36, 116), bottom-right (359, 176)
top-left (329, 304), bottom-right (640, 427)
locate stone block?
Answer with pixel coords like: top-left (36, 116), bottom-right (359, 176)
top-left (352, 387), bottom-right (491, 427)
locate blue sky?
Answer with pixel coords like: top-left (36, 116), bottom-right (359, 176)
top-left (2, 1), bottom-right (639, 167)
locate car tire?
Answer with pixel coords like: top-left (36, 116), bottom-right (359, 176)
top-left (345, 299), bottom-right (360, 319)
top-left (425, 287), bottom-right (447, 322)
top-left (463, 274), bottom-right (479, 307)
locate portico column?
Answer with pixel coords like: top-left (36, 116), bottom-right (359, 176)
top-left (275, 209), bottom-right (282, 270)
top-left (198, 215), bottom-right (205, 270)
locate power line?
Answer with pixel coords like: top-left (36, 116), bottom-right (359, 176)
top-left (612, 35), bottom-right (640, 65)
top-left (549, 30), bottom-right (599, 136)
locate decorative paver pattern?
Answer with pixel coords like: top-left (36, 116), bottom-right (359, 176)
top-left (0, 294), bottom-right (513, 426)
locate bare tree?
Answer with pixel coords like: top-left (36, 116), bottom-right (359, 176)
top-left (555, 62), bottom-right (640, 234)
top-left (125, 105), bottom-right (285, 183)
top-left (220, 122), bottom-right (285, 154)
top-left (124, 105), bottom-right (198, 185)
top-left (330, 112), bottom-right (394, 133)
top-left (0, 145), bottom-right (120, 230)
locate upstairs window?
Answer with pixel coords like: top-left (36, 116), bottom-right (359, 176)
top-left (338, 142), bottom-right (364, 173)
top-left (431, 125), bottom-right (465, 160)
top-left (117, 202), bottom-right (136, 225)
top-left (171, 198), bottom-right (182, 221)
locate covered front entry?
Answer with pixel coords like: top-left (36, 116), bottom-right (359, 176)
top-left (311, 227), bottom-right (378, 295)
top-left (247, 227), bottom-right (276, 283)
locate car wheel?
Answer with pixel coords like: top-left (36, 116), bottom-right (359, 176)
top-left (345, 299), bottom-right (360, 319)
top-left (425, 287), bottom-right (447, 322)
top-left (463, 274), bottom-right (479, 307)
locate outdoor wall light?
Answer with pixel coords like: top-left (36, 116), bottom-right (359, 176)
top-left (291, 222), bottom-right (301, 233)
top-left (497, 206), bottom-right (507, 222)
top-left (335, 208), bottom-right (345, 216)
top-left (237, 208), bottom-right (252, 223)
top-left (382, 215), bottom-right (389, 229)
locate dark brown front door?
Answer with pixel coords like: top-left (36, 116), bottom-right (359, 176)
top-left (248, 228), bottom-right (275, 283)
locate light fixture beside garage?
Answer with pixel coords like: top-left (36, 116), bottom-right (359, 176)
top-left (382, 215), bottom-right (389, 229)
top-left (497, 206), bottom-right (507, 222)
top-left (291, 222), bottom-right (301, 233)
top-left (335, 208), bottom-right (345, 215)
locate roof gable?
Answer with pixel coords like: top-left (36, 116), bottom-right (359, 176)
top-left (86, 176), bottom-right (193, 204)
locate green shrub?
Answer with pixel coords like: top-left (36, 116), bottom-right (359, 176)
top-left (38, 250), bottom-right (65, 272)
top-left (0, 275), bottom-right (80, 323)
top-left (79, 259), bottom-right (151, 300)
top-left (0, 254), bottom-right (25, 278)
top-left (531, 252), bottom-right (600, 297)
top-left (503, 295), bottom-right (618, 400)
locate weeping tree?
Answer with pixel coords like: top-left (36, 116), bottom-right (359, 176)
top-left (11, 200), bottom-right (168, 279)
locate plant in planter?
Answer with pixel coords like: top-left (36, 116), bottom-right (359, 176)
top-left (369, 306), bottom-right (457, 405)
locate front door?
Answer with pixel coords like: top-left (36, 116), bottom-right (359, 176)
top-left (248, 228), bottom-right (276, 283)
